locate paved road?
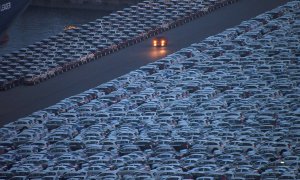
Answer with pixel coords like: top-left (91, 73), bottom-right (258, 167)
top-left (0, 0), bottom-right (291, 127)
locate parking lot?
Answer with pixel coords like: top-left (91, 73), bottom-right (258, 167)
top-left (0, 0), bottom-right (238, 91)
top-left (0, 0), bottom-right (290, 127)
top-left (0, 0), bottom-right (299, 179)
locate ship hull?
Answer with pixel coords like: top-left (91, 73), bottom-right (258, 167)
top-left (0, 0), bottom-right (31, 40)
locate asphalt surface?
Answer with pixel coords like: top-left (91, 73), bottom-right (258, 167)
top-left (0, 0), bottom-right (291, 127)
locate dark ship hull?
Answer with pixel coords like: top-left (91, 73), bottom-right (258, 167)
top-left (0, 0), bottom-right (31, 42)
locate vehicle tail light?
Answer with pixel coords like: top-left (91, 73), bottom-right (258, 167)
top-left (153, 40), bottom-right (157, 46)
top-left (161, 40), bottom-right (165, 46)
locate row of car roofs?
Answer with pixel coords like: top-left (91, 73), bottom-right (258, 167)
top-left (1, 0), bottom-right (300, 179)
top-left (0, 0), bottom-right (237, 90)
